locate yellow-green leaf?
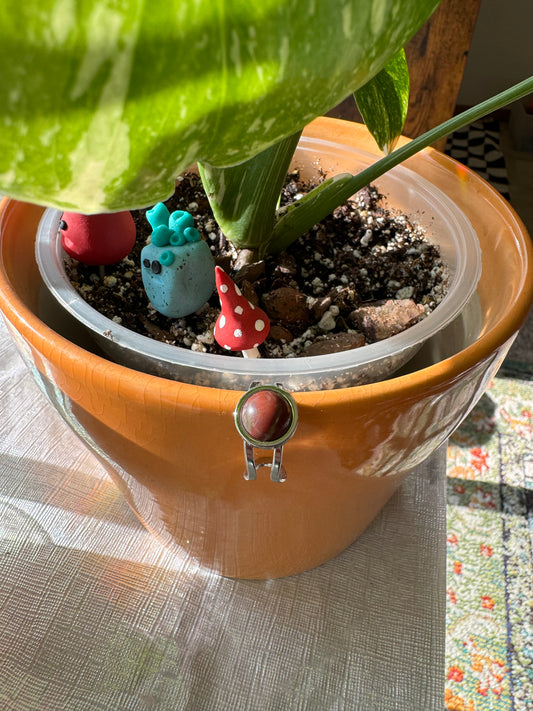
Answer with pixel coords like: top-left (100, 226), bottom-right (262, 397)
top-left (354, 49), bottom-right (410, 154)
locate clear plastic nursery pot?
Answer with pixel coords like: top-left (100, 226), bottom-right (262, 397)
top-left (35, 132), bottom-right (481, 391)
top-left (0, 118), bottom-right (532, 579)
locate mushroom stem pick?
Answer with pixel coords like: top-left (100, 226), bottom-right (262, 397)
top-left (242, 347), bottom-right (260, 359)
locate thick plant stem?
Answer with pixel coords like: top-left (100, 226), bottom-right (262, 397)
top-left (269, 76), bottom-right (533, 254)
top-left (198, 131), bottom-right (302, 257)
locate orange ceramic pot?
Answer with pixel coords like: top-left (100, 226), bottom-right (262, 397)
top-left (0, 118), bottom-right (532, 578)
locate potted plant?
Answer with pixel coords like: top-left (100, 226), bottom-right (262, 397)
top-left (0, 1), bottom-right (532, 578)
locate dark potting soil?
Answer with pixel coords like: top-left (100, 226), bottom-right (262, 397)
top-left (64, 171), bottom-right (449, 359)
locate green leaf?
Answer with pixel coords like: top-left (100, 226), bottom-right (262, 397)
top-left (198, 131), bottom-right (301, 255)
top-left (0, 0), bottom-right (440, 213)
top-left (354, 48), bottom-right (409, 154)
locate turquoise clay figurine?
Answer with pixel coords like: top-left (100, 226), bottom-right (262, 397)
top-left (141, 203), bottom-right (215, 318)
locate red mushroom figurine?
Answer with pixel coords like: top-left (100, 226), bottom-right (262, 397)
top-left (214, 266), bottom-right (270, 358)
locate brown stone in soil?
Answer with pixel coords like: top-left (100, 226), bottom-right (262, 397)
top-left (349, 299), bottom-right (426, 341)
top-left (302, 331), bottom-right (366, 356)
top-left (310, 296), bottom-right (332, 319)
top-left (269, 324), bottom-right (294, 343)
top-left (262, 286), bottom-right (310, 324)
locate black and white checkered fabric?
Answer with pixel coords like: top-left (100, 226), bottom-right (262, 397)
top-left (445, 118), bottom-right (510, 201)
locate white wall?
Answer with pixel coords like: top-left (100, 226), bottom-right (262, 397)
top-left (457, 0), bottom-right (533, 105)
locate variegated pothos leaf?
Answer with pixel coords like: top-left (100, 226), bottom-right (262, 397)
top-left (354, 48), bottom-right (410, 154)
top-left (0, 0), bottom-right (439, 212)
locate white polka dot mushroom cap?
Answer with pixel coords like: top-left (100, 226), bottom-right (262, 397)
top-left (213, 266), bottom-right (270, 352)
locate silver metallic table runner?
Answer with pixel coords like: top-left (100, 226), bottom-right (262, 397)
top-left (0, 319), bottom-right (446, 710)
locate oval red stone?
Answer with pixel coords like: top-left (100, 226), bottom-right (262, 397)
top-left (240, 389), bottom-right (293, 443)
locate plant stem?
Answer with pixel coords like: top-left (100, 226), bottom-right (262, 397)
top-left (269, 76), bottom-right (533, 254)
top-left (198, 131), bottom-right (302, 257)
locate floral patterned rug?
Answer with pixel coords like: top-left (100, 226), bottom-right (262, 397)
top-left (445, 372), bottom-right (533, 710)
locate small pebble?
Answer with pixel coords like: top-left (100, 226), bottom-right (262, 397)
top-left (396, 286), bottom-right (414, 300)
top-left (318, 310), bottom-right (337, 331)
top-left (361, 229), bottom-right (373, 247)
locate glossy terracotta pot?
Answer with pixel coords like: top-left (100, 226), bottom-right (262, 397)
top-left (1, 118), bottom-right (532, 578)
